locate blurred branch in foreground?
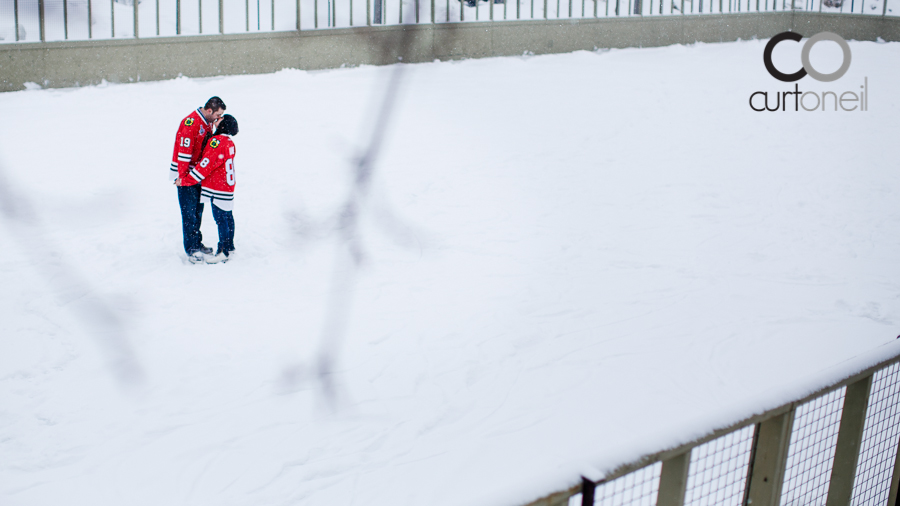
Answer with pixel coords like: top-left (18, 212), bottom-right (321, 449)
top-left (0, 161), bottom-right (144, 387)
top-left (282, 22), bottom-right (457, 407)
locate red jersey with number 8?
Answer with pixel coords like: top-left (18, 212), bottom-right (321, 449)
top-left (183, 134), bottom-right (236, 211)
top-left (170, 108), bottom-right (212, 182)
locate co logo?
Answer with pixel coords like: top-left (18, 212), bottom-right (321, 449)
top-left (764, 31), bottom-right (852, 83)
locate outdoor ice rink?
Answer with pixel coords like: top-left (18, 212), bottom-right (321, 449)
top-left (2, 38), bottom-right (900, 505)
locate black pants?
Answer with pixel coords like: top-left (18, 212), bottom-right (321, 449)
top-left (177, 184), bottom-right (204, 255)
top-left (211, 204), bottom-right (235, 255)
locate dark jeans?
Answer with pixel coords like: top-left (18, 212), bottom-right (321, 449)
top-left (177, 183), bottom-right (204, 255)
top-left (211, 204), bottom-right (235, 256)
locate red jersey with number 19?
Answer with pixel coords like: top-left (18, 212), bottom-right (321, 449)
top-left (169, 108), bottom-right (212, 182)
top-left (183, 134), bottom-right (236, 211)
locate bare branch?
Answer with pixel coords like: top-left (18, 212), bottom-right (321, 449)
top-left (0, 162), bottom-right (144, 387)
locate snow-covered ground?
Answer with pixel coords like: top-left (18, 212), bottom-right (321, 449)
top-left (2, 39), bottom-right (900, 506)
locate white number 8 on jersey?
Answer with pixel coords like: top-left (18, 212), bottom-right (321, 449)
top-left (225, 159), bottom-right (235, 186)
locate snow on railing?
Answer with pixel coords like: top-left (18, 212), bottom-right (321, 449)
top-left (0, 0), bottom-right (896, 43)
top-left (534, 354), bottom-right (900, 506)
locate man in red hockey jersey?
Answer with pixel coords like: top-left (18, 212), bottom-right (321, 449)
top-left (176, 114), bottom-right (239, 264)
top-left (171, 96), bottom-right (226, 262)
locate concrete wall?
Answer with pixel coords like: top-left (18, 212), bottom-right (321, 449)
top-left (1, 12), bottom-right (898, 92)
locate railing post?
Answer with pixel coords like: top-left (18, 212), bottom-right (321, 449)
top-left (38, 0), bottom-right (45, 41)
top-left (176, 0), bottom-right (181, 34)
top-left (580, 477), bottom-right (595, 506)
top-left (64, 0), bottom-right (69, 39)
top-left (14, 0), bottom-right (20, 41)
top-left (744, 410), bottom-right (794, 506)
top-left (220, 0), bottom-right (225, 32)
top-left (134, 0), bottom-right (140, 38)
top-left (825, 376), bottom-right (872, 506)
top-left (658, 452), bottom-right (691, 506)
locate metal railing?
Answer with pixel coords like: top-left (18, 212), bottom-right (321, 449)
top-left (534, 353), bottom-right (900, 506)
top-left (1, 0), bottom-right (897, 43)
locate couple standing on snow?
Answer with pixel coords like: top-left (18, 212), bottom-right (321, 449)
top-left (169, 96), bottom-right (240, 264)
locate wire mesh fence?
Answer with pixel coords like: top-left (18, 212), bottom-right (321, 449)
top-left (551, 358), bottom-right (900, 506)
top-left (852, 362), bottom-right (900, 505)
top-left (570, 462), bottom-right (662, 506)
top-left (683, 425), bottom-right (755, 506)
top-left (1, 0), bottom-right (897, 44)
top-left (592, 463), bottom-right (661, 506)
top-left (780, 386), bottom-right (846, 506)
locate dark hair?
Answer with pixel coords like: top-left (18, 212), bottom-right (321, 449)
top-left (204, 96), bottom-right (226, 112)
top-left (216, 114), bottom-right (239, 137)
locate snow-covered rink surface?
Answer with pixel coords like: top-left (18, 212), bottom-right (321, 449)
top-left (3, 39), bottom-right (900, 506)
